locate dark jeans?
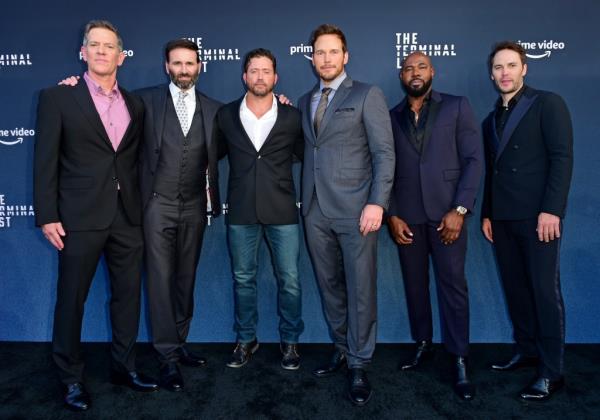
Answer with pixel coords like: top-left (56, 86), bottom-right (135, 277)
top-left (228, 223), bottom-right (303, 343)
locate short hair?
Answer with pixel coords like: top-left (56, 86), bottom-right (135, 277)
top-left (243, 48), bottom-right (277, 73)
top-left (164, 39), bottom-right (200, 63)
top-left (82, 20), bottom-right (123, 51)
top-left (488, 41), bottom-right (527, 69)
top-left (310, 24), bottom-right (347, 53)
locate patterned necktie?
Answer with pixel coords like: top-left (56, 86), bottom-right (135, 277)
top-left (176, 91), bottom-right (189, 136)
top-left (313, 87), bottom-right (332, 136)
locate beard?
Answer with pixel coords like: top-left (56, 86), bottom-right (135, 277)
top-left (403, 77), bottom-right (433, 98)
top-left (169, 70), bottom-right (199, 90)
top-left (247, 82), bottom-right (273, 97)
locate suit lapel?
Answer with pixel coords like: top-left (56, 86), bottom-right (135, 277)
top-left (259, 100), bottom-right (285, 152)
top-left (392, 99), bottom-right (412, 146)
top-left (71, 82), bottom-right (112, 149)
top-left (495, 89), bottom-right (538, 162)
top-left (116, 88), bottom-right (136, 152)
top-left (231, 96), bottom-right (260, 153)
top-left (421, 90), bottom-right (442, 157)
top-left (153, 85), bottom-right (168, 149)
top-left (305, 84), bottom-right (319, 145)
top-left (317, 77), bottom-right (352, 141)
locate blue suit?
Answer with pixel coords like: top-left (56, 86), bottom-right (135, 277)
top-left (388, 90), bottom-right (482, 356)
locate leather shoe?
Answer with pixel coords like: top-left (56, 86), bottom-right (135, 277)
top-left (110, 370), bottom-right (159, 392)
top-left (400, 340), bottom-right (434, 370)
top-left (159, 362), bottom-right (184, 392)
top-left (519, 376), bottom-right (564, 401)
top-left (347, 368), bottom-right (372, 406)
top-left (226, 339), bottom-right (259, 368)
top-left (454, 356), bottom-right (476, 400)
top-left (313, 349), bottom-right (346, 377)
top-left (491, 353), bottom-right (539, 371)
top-left (178, 347), bottom-right (207, 367)
top-left (63, 382), bottom-right (90, 411)
top-left (280, 343), bottom-right (300, 370)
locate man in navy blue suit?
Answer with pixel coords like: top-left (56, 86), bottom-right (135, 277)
top-left (387, 52), bottom-right (483, 400)
top-left (482, 41), bottom-right (573, 401)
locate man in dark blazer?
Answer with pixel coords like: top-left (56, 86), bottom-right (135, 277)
top-left (387, 52), bottom-right (483, 400)
top-left (34, 20), bottom-right (157, 411)
top-left (214, 49), bottom-right (304, 370)
top-left (299, 24), bottom-right (395, 406)
top-left (482, 41), bottom-right (573, 401)
top-left (136, 39), bottom-right (221, 392)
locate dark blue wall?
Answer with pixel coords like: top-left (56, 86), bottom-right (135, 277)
top-left (1, 0), bottom-right (598, 343)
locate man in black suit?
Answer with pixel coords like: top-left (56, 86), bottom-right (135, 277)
top-left (214, 49), bottom-right (304, 370)
top-left (388, 52), bottom-right (483, 400)
top-left (34, 20), bottom-right (157, 411)
top-left (136, 39), bottom-right (221, 391)
top-left (482, 41), bottom-right (573, 401)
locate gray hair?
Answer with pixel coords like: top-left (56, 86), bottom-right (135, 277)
top-left (82, 20), bottom-right (123, 51)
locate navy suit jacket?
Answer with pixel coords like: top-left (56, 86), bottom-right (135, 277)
top-left (481, 86), bottom-right (573, 220)
top-left (388, 90), bottom-right (483, 224)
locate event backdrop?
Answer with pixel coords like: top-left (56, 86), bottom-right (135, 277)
top-left (1, 0), bottom-right (599, 343)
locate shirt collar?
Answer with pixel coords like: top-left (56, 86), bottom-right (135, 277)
top-left (84, 72), bottom-right (120, 98)
top-left (240, 93), bottom-right (277, 117)
top-left (169, 81), bottom-right (196, 101)
top-left (496, 84), bottom-right (526, 110)
top-left (316, 71), bottom-right (347, 96)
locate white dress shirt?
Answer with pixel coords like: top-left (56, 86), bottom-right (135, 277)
top-left (239, 93), bottom-right (278, 151)
top-left (169, 82), bottom-right (196, 122)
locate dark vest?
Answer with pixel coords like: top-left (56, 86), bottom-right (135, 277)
top-left (153, 94), bottom-right (207, 201)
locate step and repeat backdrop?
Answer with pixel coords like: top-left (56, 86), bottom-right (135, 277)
top-left (1, 0), bottom-right (598, 343)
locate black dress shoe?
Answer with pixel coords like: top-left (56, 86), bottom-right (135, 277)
top-left (491, 353), bottom-right (539, 371)
top-left (313, 349), bottom-right (346, 378)
top-left (159, 362), bottom-right (184, 392)
top-left (347, 368), bottom-right (372, 406)
top-left (110, 370), bottom-right (159, 392)
top-left (400, 340), bottom-right (434, 370)
top-left (519, 376), bottom-right (564, 401)
top-left (454, 356), bottom-right (476, 400)
top-left (178, 347), bottom-right (207, 367)
top-left (63, 382), bottom-right (90, 411)
top-left (281, 343), bottom-right (300, 370)
top-left (226, 339), bottom-right (259, 368)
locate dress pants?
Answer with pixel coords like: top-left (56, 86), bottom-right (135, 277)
top-left (304, 196), bottom-right (378, 369)
top-left (53, 196), bottom-right (143, 385)
top-left (492, 218), bottom-right (565, 380)
top-left (227, 223), bottom-right (303, 343)
top-left (397, 222), bottom-right (470, 357)
top-left (144, 193), bottom-right (207, 363)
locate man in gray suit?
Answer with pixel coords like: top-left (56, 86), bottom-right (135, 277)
top-left (298, 24), bottom-right (395, 406)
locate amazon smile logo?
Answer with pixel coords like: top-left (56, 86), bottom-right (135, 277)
top-left (0, 128), bottom-right (35, 146)
top-left (517, 40), bottom-right (566, 60)
top-left (289, 43), bottom-right (313, 61)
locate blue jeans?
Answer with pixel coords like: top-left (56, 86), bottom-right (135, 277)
top-left (228, 224), bottom-right (303, 343)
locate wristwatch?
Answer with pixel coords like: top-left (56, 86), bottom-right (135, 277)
top-left (455, 205), bottom-right (468, 216)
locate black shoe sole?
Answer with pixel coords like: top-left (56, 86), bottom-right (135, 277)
top-left (347, 390), bottom-right (372, 406)
top-left (281, 362), bottom-right (300, 371)
top-left (226, 342), bottom-right (259, 368)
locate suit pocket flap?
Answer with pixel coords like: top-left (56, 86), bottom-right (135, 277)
top-left (60, 176), bottom-right (93, 189)
top-left (443, 169), bottom-right (461, 181)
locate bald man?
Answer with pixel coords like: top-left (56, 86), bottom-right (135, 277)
top-left (387, 52), bottom-right (483, 400)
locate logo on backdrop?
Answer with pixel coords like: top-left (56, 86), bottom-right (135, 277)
top-left (0, 194), bottom-right (34, 229)
top-left (517, 40), bottom-right (566, 59)
top-left (289, 43), bottom-right (313, 61)
top-left (184, 37), bottom-right (241, 73)
top-left (395, 33), bottom-right (457, 68)
top-left (0, 128), bottom-right (35, 146)
top-left (0, 53), bottom-right (32, 67)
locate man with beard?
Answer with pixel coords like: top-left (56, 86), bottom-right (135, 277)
top-left (213, 49), bottom-right (304, 369)
top-left (298, 24), bottom-right (395, 406)
top-left (482, 42), bottom-right (573, 401)
top-left (135, 39), bottom-right (221, 391)
top-left (387, 51), bottom-right (482, 400)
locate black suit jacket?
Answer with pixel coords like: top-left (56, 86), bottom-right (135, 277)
top-left (34, 81), bottom-right (144, 230)
top-left (136, 84), bottom-right (222, 215)
top-left (482, 86), bottom-right (573, 220)
top-left (214, 97), bottom-right (304, 225)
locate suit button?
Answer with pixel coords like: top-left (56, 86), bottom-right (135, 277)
top-left (511, 168), bottom-right (517, 172)
top-left (112, 176), bottom-right (118, 181)
top-left (513, 145), bottom-right (519, 149)
top-left (154, 149), bottom-right (159, 154)
top-left (257, 155), bottom-right (261, 159)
